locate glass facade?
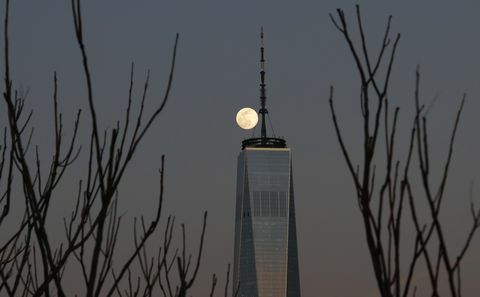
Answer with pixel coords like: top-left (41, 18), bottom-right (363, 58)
top-left (233, 148), bottom-right (301, 297)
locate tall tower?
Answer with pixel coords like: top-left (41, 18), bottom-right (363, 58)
top-left (233, 30), bottom-right (301, 297)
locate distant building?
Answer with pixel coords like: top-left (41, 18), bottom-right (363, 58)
top-left (232, 30), bottom-right (301, 297)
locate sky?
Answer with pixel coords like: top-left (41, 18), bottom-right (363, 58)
top-left (2, 0), bottom-right (480, 296)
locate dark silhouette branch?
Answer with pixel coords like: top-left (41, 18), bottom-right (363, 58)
top-left (329, 5), bottom-right (479, 297)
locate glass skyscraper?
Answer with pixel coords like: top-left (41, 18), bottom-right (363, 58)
top-left (232, 30), bottom-right (301, 297)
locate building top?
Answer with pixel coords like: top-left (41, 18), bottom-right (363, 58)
top-left (242, 28), bottom-right (287, 150)
top-left (243, 146), bottom-right (290, 152)
top-left (242, 137), bottom-right (286, 149)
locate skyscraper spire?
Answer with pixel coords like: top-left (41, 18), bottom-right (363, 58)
top-left (259, 27), bottom-right (268, 140)
top-left (241, 28), bottom-right (286, 149)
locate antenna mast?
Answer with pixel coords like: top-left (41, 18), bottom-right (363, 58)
top-left (241, 28), bottom-right (286, 149)
top-left (259, 27), bottom-right (268, 140)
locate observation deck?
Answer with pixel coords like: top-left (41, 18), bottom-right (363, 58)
top-left (241, 137), bottom-right (286, 149)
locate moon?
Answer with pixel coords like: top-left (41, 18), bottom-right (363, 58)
top-left (236, 107), bottom-right (258, 130)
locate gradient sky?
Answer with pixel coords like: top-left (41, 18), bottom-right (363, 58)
top-left (2, 0), bottom-right (480, 296)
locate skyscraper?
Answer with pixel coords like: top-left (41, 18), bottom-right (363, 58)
top-left (233, 30), bottom-right (301, 297)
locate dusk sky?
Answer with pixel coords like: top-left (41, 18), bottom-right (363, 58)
top-left (2, 0), bottom-right (480, 296)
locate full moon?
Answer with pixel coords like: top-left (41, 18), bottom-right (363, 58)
top-left (236, 107), bottom-right (258, 130)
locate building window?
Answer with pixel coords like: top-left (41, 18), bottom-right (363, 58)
top-left (252, 191), bottom-right (287, 217)
top-left (261, 191), bottom-right (269, 217)
top-left (253, 191), bottom-right (260, 217)
top-left (279, 192), bottom-right (287, 217)
top-left (270, 191), bottom-right (279, 217)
